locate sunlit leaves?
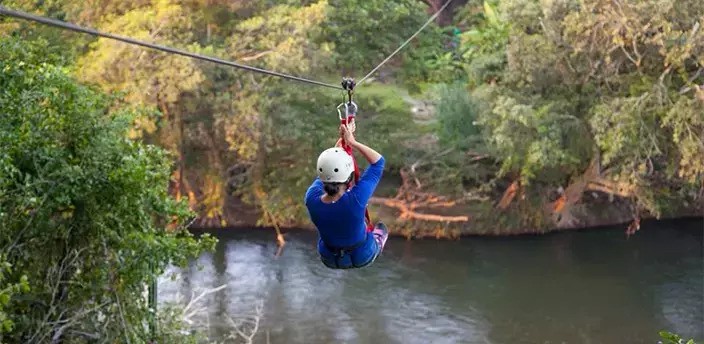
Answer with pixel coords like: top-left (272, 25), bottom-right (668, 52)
top-left (76, 0), bottom-right (205, 107)
top-left (229, 0), bottom-right (331, 75)
top-left (456, 1), bottom-right (510, 88)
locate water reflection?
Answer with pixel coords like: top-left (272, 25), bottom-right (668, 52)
top-left (159, 219), bottom-right (703, 343)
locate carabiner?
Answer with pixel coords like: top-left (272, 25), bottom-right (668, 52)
top-left (337, 101), bottom-right (358, 122)
top-left (337, 102), bottom-right (348, 121)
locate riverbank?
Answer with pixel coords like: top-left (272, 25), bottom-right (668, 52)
top-left (207, 177), bottom-right (703, 239)
top-left (368, 196), bottom-right (703, 239)
top-left (189, 214), bottom-right (703, 240)
top-left (207, 181), bottom-right (702, 239)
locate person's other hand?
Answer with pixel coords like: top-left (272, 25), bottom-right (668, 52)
top-left (340, 124), bottom-right (356, 145)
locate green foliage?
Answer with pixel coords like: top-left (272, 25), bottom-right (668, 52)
top-left (480, 93), bottom-right (587, 184)
top-left (0, 0), bottom-right (96, 62)
top-left (457, 1), bottom-right (510, 87)
top-left (0, 258), bottom-right (29, 336)
top-left (445, 0), bottom-right (704, 218)
top-left (408, 82), bottom-right (494, 195)
top-left (434, 82), bottom-right (481, 149)
top-left (152, 304), bottom-right (206, 344)
top-left (0, 36), bottom-right (215, 341)
top-left (396, 24), bottom-right (461, 88)
top-left (323, 0), bottom-right (441, 77)
top-left (658, 331), bottom-right (698, 344)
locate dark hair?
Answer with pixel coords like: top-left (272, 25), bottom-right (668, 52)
top-left (322, 172), bottom-right (354, 196)
top-left (323, 183), bottom-right (341, 196)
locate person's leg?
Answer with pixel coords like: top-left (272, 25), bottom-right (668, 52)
top-left (372, 222), bottom-right (389, 253)
top-left (356, 222), bottom-right (389, 268)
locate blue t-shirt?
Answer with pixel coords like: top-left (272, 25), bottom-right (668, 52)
top-left (304, 156), bottom-right (385, 249)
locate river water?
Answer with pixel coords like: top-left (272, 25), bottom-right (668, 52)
top-left (158, 218), bottom-right (703, 344)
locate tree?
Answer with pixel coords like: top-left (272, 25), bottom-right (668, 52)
top-left (452, 0), bottom-right (703, 227)
top-left (0, 36), bottom-right (215, 342)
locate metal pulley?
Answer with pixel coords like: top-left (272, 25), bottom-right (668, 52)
top-left (337, 77), bottom-right (358, 125)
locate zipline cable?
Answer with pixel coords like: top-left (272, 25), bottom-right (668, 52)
top-left (357, 0), bottom-right (454, 86)
top-left (0, 6), bottom-right (344, 91)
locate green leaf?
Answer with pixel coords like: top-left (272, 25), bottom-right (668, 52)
top-left (484, 1), bottom-right (498, 25)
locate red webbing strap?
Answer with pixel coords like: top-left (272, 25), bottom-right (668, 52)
top-left (340, 117), bottom-right (374, 232)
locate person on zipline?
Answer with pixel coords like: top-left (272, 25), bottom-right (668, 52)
top-left (304, 123), bottom-right (389, 269)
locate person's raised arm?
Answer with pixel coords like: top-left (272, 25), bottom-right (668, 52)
top-left (340, 124), bottom-right (384, 206)
top-left (340, 124), bottom-right (381, 164)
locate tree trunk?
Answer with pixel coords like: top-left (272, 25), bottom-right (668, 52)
top-left (496, 180), bottom-right (520, 210)
top-left (178, 108), bottom-right (185, 204)
top-left (547, 157), bottom-right (638, 228)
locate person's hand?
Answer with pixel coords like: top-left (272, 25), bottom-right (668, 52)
top-left (340, 124), bottom-right (356, 145)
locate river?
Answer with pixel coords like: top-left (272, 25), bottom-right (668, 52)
top-left (158, 218), bottom-right (703, 344)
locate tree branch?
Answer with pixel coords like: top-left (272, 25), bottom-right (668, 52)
top-left (240, 50), bottom-right (273, 62)
top-left (115, 292), bottom-right (132, 344)
top-left (496, 180), bottom-right (519, 210)
top-left (183, 284), bottom-right (228, 323)
top-left (369, 197), bottom-right (469, 222)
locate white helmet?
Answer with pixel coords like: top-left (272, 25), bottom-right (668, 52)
top-left (316, 147), bottom-right (354, 183)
